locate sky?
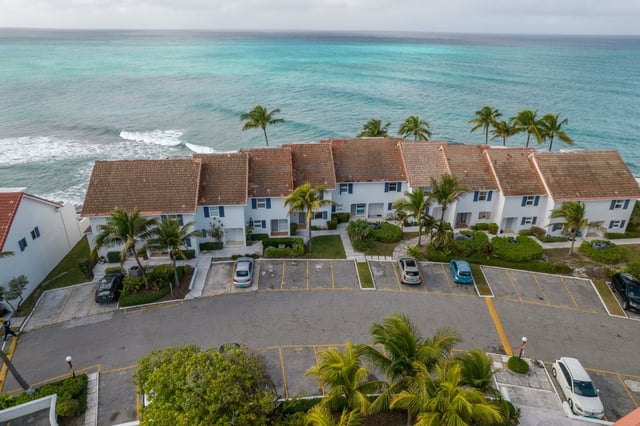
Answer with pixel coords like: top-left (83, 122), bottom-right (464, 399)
top-left (1, 0), bottom-right (640, 35)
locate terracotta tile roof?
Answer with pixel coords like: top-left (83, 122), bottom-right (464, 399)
top-left (322, 138), bottom-right (406, 183)
top-left (283, 143), bottom-right (337, 189)
top-left (485, 148), bottom-right (546, 196)
top-left (0, 191), bottom-right (23, 251)
top-left (398, 141), bottom-right (449, 187)
top-left (194, 152), bottom-right (248, 205)
top-left (533, 151), bottom-right (640, 201)
top-left (243, 147), bottom-right (294, 198)
top-left (81, 158), bottom-right (202, 216)
top-left (442, 144), bottom-right (497, 190)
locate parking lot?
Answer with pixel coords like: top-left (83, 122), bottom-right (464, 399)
top-left (608, 281), bottom-right (640, 321)
top-left (368, 260), bottom-right (478, 297)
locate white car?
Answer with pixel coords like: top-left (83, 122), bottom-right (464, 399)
top-left (552, 357), bottom-right (604, 419)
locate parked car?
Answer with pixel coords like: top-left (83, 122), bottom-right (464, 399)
top-left (449, 259), bottom-right (473, 284)
top-left (552, 357), bottom-right (604, 419)
top-left (398, 256), bottom-right (422, 285)
top-left (611, 272), bottom-right (640, 311)
top-left (95, 272), bottom-right (124, 304)
top-left (233, 257), bottom-right (255, 288)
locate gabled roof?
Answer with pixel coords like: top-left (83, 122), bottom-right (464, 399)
top-left (323, 138), bottom-right (406, 183)
top-left (284, 143), bottom-right (337, 189)
top-left (442, 144), bottom-right (497, 190)
top-left (533, 151), bottom-right (640, 201)
top-left (195, 152), bottom-right (248, 206)
top-left (398, 141), bottom-right (448, 187)
top-left (81, 158), bottom-right (202, 217)
top-left (243, 147), bottom-right (294, 198)
top-left (0, 191), bottom-right (23, 251)
top-left (486, 148), bottom-right (546, 196)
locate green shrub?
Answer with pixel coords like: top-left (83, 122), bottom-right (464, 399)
top-left (529, 226), bottom-right (546, 240)
top-left (199, 241), bottom-right (223, 251)
top-left (452, 231), bottom-right (490, 257)
top-left (119, 286), bottom-right (172, 306)
top-left (492, 236), bottom-right (543, 262)
top-left (493, 399), bottom-right (521, 426)
top-left (77, 257), bottom-right (94, 280)
top-left (578, 240), bottom-right (623, 264)
top-left (265, 243), bottom-right (304, 258)
top-left (352, 239), bottom-right (374, 252)
top-left (104, 266), bottom-right (122, 274)
top-left (57, 398), bottom-right (80, 417)
top-left (181, 249), bottom-right (196, 259)
top-left (625, 262), bottom-right (640, 278)
top-left (406, 245), bottom-right (425, 259)
top-left (370, 221), bottom-right (402, 243)
top-left (607, 231), bottom-right (640, 239)
top-left (122, 276), bottom-right (143, 295)
top-left (290, 223), bottom-right (298, 235)
top-left (488, 223), bottom-right (499, 235)
top-left (146, 264), bottom-right (174, 289)
top-left (473, 223), bottom-right (490, 231)
top-left (327, 219), bottom-right (338, 230)
top-left (541, 235), bottom-right (570, 243)
top-left (507, 356), bottom-right (529, 374)
top-left (251, 233), bottom-right (269, 241)
top-left (518, 228), bottom-right (532, 236)
top-left (333, 212), bottom-right (350, 223)
top-left (262, 237), bottom-right (305, 250)
top-left (106, 251), bottom-right (121, 263)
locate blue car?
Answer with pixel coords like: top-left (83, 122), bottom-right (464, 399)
top-left (449, 260), bottom-right (473, 284)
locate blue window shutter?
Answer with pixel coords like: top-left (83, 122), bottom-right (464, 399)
top-left (624, 199), bottom-right (630, 209)
top-left (532, 216), bottom-right (537, 225)
top-left (348, 183), bottom-right (353, 194)
top-left (35, 226), bottom-right (40, 237)
top-left (322, 211), bottom-right (327, 219)
top-left (621, 220), bottom-right (626, 229)
top-left (251, 199), bottom-right (257, 209)
top-left (204, 207), bottom-right (210, 218)
top-left (473, 191), bottom-right (479, 202)
top-left (487, 191), bottom-right (492, 201)
top-left (262, 220), bottom-right (266, 228)
top-left (178, 215), bottom-right (184, 226)
top-left (332, 204), bottom-right (336, 212)
top-left (186, 238), bottom-right (192, 248)
top-left (521, 197), bottom-right (527, 207)
top-left (609, 221), bottom-right (614, 229)
top-left (384, 182), bottom-right (389, 192)
top-left (610, 200), bottom-right (616, 210)
top-left (266, 198), bottom-right (271, 209)
top-left (388, 202), bottom-right (393, 210)
top-left (219, 206), bottom-right (225, 217)
top-left (397, 182), bottom-right (402, 192)
top-left (521, 217), bottom-right (526, 225)
top-left (534, 196), bottom-right (540, 206)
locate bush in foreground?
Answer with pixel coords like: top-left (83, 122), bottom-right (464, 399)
top-left (507, 356), bottom-right (529, 375)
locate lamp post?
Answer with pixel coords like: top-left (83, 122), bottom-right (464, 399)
top-left (518, 337), bottom-right (527, 359)
top-left (66, 355), bottom-right (75, 378)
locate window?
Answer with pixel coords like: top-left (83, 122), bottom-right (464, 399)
top-left (388, 182), bottom-right (398, 192)
top-left (385, 182), bottom-right (402, 192)
top-left (609, 220), bottom-right (626, 229)
top-left (253, 221), bottom-right (263, 229)
top-left (355, 204), bottom-right (366, 216)
top-left (610, 199), bottom-right (630, 210)
top-left (272, 219), bottom-right (288, 232)
top-left (314, 211), bottom-right (324, 219)
top-left (521, 216), bottom-right (537, 225)
top-left (256, 198), bottom-right (267, 209)
top-left (478, 211), bottom-right (491, 220)
top-left (18, 238), bottom-right (27, 251)
top-left (552, 223), bottom-right (563, 231)
top-left (335, 204), bottom-right (343, 212)
top-left (204, 206), bottom-right (222, 217)
top-left (30, 226), bottom-right (41, 240)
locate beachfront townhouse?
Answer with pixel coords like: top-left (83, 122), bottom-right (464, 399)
top-left (0, 188), bottom-right (84, 311)
top-left (82, 158), bottom-right (203, 257)
top-left (533, 151), bottom-right (640, 237)
top-left (242, 147), bottom-right (294, 237)
top-left (323, 138), bottom-right (408, 220)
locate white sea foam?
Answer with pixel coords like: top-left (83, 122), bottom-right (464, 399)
top-left (119, 129), bottom-right (184, 147)
top-left (185, 143), bottom-right (220, 154)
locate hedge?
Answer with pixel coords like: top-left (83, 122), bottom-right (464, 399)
top-left (251, 233), bottom-right (270, 241)
top-left (491, 236), bottom-right (543, 262)
top-left (265, 243), bottom-right (304, 258)
top-left (452, 231), bottom-right (489, 257)
top-left (578, 240), bottom-right (623, 264)
top-left (333, 212), bottom-right (350, 223)
top-left (199, 242), bottom-right (223, 251)
top-left (370, 221), bottom-right (402, 243)
top-left (106, 251), bottom-right (121, 263)
top-left (607, 231), bottom-right (640, 239)
top-left (262, 237), bottom-right (304, 249)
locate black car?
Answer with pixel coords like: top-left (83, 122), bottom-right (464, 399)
top-left (611, 272), bottom-right (640, 311)
top-left (95, 272), bottom-right (124, 304)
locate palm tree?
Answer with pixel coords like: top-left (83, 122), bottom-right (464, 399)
top-left (284, 183), bottom-right (335, 252)
top-left (0, 251), bottom-right (14, 258)
top-left (94, 208), bottom-right (158, 289)
top-left (430, 221), bottom-right (452, 250)
top-left (491, 120), bottom-right (517, 146)
top-left (361, 313), bottom-right (461, 425)
top-left (391, 360), bottom-right (503, 426)
top-left (512, 109), bottom-right (543, 148)
top-left (306, 342), bottom-right (382, 414)
top-left (240, 105), bottom-right (284, 146)
top-left (398, 115), bottom-right (432, 141)
top-left (393, 188), bottom-right (430, 246)
top-left (357, 119), bottom-right (390, 138)
top-left (146, 218), bottom-right (202, 296)
top-left (550, 201), bottom-right (588, 254)
top-left (469, 106), bottom-right (502, 144)
top-left (457, 349), bottom-right (498, 396)
top-left (540, 113), bottom-right (573, 151)
top-left (305, 405), bottom-right (363, 426)
top-left (429, 173), bottom-right (468, 224)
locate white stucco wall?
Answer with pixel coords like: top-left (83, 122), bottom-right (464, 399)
top-left (196, 205), bottom-right (247, 246)
top-left (331, 182), bottom-right (406, 220)
top-left (244, 197), bottom-right (290, 236)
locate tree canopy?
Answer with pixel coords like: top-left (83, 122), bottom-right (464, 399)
top-left (241, 105), bottom-right (284, 146)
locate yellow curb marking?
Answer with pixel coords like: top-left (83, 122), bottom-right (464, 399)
top-left (484, 297), bottom-right (512, 356)
top-left (560, 276), bottom-right (579, 309)
top-left (55, 287), bottom-right (76, 323)
top-left (278, 347), bottom-right (288, 399)
top-left (617, 373), bottom-right (639, 408)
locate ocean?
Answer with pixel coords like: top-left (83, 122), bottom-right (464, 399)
top-left (1, 29), bottom-right (639, 206)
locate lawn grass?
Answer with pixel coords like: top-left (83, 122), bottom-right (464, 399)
top-left (302, 235), bottom-right (346, 259)
top-left (357, 262), bottom-right (374, 288)
top-left (470, 264), bottom-right (492, 296)
top-left (592, 278), bottom-right (625, 316)
top-left (17, 236), bottom-right (91, 316)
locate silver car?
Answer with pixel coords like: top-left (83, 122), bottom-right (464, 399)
top-left (552, 357), bottom-right (604, 419)
top-left (398, 256), bottom-right (422, 285)
top-left (233, 257), bottom-right (255, 288)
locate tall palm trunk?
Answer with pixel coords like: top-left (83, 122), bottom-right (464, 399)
top-left (130, 249), bottom-right (149, 289)
top-left (570, 230), bottom-right (577, 255)
top-left (525, 133), bottom-right (531, 148)
top-left (262, 127), bottom-right (269, 146)
top-left (170, 252), bottom-right (178, 297)
top-left (548, 135), bottom-right (555, 151)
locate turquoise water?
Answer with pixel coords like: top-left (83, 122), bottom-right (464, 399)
top-left (1, 30), bottom-right (639, 205)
